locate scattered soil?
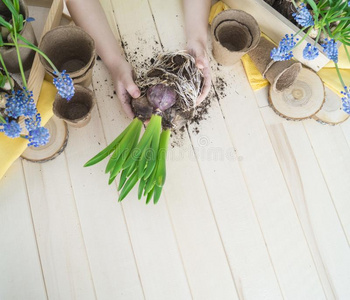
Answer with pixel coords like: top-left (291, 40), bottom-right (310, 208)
top-left (215, 76), bottom-right (227, 98)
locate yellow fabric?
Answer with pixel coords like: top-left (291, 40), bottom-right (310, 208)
top-left (0, 80), bottom-right (57, 180)
top-left (209, 2), bottom-right (230, 25)
top-left (209, 1), bottom-right (350, 96)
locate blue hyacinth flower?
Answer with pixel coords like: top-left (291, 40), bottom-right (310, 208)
top-left (26, 126), bottom-right (50, 147)
top-left (25, 113), bottom-right (42, 132)
top-left (303, 43), bottom-right (319, 60)
top-left (271, 34), bottom-right (297, 61)
top-left (341, 86), bottom-right (350, 114)
top-left (5, 88), bottom-right (36, 119)
top-left (53, 70), bottom-right (75, 101)
top-left (0, 118), bottom-right (22, 138)
top-left (292, 3), bottom-right (314, 27)
top-left (321, 39), bottom-right (338, 63)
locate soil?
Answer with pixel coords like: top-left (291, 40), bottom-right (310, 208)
top-left (266, 0), bottom-right (298, 24)
top-left (66, 103), bottom-right (89, 120)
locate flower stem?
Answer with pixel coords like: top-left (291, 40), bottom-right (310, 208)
top-left (293, 27), bottom-right (314, 50)
top-left (335, 62), bottom-right (346, 88)
top-left (16, 44), bottom-right (59, 73)
top-left (11, 19), bottom-right (27, 87)
top-left (0, 115), bottom-right (6, 123)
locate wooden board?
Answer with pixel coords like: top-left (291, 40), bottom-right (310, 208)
top-left (0, 160), bottom-right (47, 300)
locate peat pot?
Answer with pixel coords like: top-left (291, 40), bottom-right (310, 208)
top-left (211, 9), bottom-right (261, 66)
top-left (0, 0), bottom-right (37, 73)
top-left (39, 25), bottom-right (96, 87)
top-left (53, 85), bottom-right (95, 128)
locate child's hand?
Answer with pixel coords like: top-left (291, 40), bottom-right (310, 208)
top-left (111, 59), bottom-right (141, 119)
top-left (187, 41), bottom-right (211, 105)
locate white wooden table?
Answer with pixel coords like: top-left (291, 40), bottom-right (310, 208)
top-left (1, 0), bottom-right (350, 299)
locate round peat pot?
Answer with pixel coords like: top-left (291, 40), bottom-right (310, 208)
top-left (249, 37), bottom-right (302, 92)
top-left (0, 0), bottom-right (37, 73)
top-left (211, 9), bottom-right (260, 66)
top-left (53, 85), bottom-right (95, 128)
top-left (39, 25), bottom-right (96, 87)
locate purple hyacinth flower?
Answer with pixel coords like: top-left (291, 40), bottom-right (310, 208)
top-left (303, 43), bottom-right (319, 60)
top-left (53, 70), bottom-right (75, 101)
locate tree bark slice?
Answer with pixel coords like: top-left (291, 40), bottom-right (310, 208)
top-left (268, 67), bottom-right (325, 120)
top-left (313, 87), bottom-right (350, 125)
top-left (21, 115), bottom-right (68, 162)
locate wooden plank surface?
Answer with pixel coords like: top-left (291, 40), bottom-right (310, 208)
top-left (1, 0), bottom-right (350, 299)
top-left (210, 57), bottom-right (327, 299)
top-left (0, 161), bottom-right (47, 300)
top-left (149, 1), bottom-right (283, 299)
top-left (261, 107), bottom-right (350, 299)
top-left (22, 156), bottom-right (97, 299)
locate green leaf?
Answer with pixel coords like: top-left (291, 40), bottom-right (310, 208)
top-left (118, 170), bottom-right (139, 202)
top-left (0, 15), bottom-right (13, 31)
top-left (17, 33), bottom-right (37, 48)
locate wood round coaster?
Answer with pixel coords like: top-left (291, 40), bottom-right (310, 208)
top-left (313, 87), bottom-right (350, 125)
top-left (268, 67), bottom-right (325, 120)
top-left (21, 116), bottom-right (68, 163)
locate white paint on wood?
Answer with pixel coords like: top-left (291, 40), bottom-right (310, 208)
top-left (0, 161), bottom-right (47, 300)
top-left (210, 54), bottom-right (326, 299)
top-left (64, 106), bottom-right (145, 299)
top-left (149, 1), bottom-right (283, 299)
top-left (304, 121), bottom-right (350, 243)
top-left (261, 106), bottom-right (350, 299)
top-left (22, 156), bottom-right (97, 300)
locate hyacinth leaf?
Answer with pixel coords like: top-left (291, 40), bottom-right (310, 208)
top-left (83, 119), bottom-right (136, 167)
top-left (105, 119), bottom-right (142, 173)
top-left (108, 124), bottom-right (142, 183)
top-left (123, 114), bottom-right (162, 169)
top-left (153, 185), bottom-right (163, 204)
top-left (17, 14), bottom-right (23, 32)
top-left (2, 0), bottom-right (19, 19)
top-left (305, 0), bottom-right (318, 15)
top-left (127, 161), bottom-right (137, 176)
top-left (13, 0), bottom-right (20, 12)
top-left (137, 138), bottom-right (152, 179)
top-left (146, 187), bottom-right (155, 204)
top-left (118, 168), bottom-right (130, 191)
top-left (118, 170), bottom-right (139, 202)
top-left (138, 178), bottom-right (146, 200)
top-left (17, 34), bottom-right (37, 48)
top-left (143, 122), bottom-right (161, 180)
top-left (0, 16), bottom-right (12, 30)
top-left (155, 129), bottom-right (171, 187)
top-left (136, 118), bottom-right (161, 179)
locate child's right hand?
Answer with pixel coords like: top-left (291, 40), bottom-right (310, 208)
top-left (111, 59), bottom-right (141, 119)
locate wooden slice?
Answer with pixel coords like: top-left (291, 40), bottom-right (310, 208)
top-left (21, 116), bottom-right (68, 162)
top-left (268, 67), bottom-right (325, 120)
top-left (313, 87), bottom-right (350, 125)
